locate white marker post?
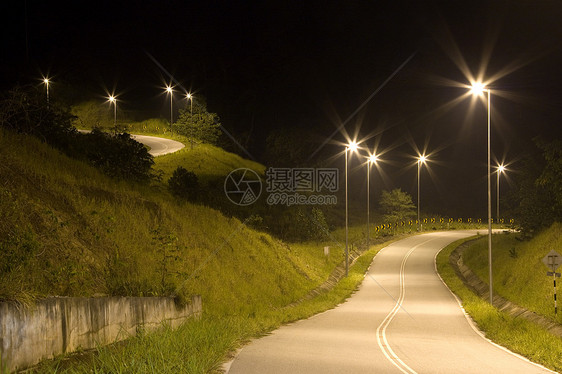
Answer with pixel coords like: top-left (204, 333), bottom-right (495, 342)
top-left (542, 250), bottom-right (562, 315)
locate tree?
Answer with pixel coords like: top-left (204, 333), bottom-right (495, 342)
top-left (173, 100), bottom-right (221, 146)
top-left (379, 188), bottom-right (416, 223)
top-left (512, 138), bottom-right (562, 237)
top-left (70, 100), bottom-right (113, 129)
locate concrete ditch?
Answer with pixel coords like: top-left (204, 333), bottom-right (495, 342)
top-left (0, 295), bottom-right (201, 372)
top-left (450, 240), bottom-right (562, 338)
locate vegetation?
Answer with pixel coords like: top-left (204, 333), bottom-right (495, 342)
top-left (0, 86), bottom-right (155, 183)
top-left (32, 240), bottom-right (390, 373)
top-left (437, 236), bottom-right (562, 373)
top-left (511, 138), bottom-right (562, 237)
top-left (0, 127), bottom-right (351, 310)
top-left (172, 100), bottom-right (222, 146)
top-left (463, 224), bottom-right (562, 323)
top-left (379, 188), bottom-right (416, 223)
top-left (168, 167), bottom-right (200, 201)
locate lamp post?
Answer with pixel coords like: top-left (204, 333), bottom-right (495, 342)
top-left (166, 85), bottom-right (174, 133)
top-left (186, 93), bottom-right (193, 114)
top-left (417, 154), bottom-right (427, 232)
top-left (345, 141), bottom-right (359, 276)
top-left (470, 82), bottom-right (493, 304)
top-left (186, 93), bottom-right (193, 149)
top-left (43, 78), bottom-right (50, 107)
top-left (108, 95), bottom-right (117, 127)
top-left (366, 154), bottom-right (378, 250)
top-left (496, 164), bottom-right (505, 222)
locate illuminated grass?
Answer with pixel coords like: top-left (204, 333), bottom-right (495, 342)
top-left (463, 225), bottom-right (562, 323)
top-left (437, 237), bottom-right (562, 372)
top-left (30, 239), bottom-right (390, 373)
top-left (153, 143), bottom-right (265, 184)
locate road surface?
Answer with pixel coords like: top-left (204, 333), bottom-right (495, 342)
top-left (130, 134), bottom-right (184, 156)
top-left (227, 231), bottom-right (554, 374)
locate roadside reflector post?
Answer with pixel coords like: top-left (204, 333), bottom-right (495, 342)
top-left (543, 250), bottom-right (562, 316)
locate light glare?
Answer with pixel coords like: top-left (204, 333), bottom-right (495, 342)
top-left (347, 141), bottom-right (359, 153)
top-left (470, 81), bottom-right (486, 96)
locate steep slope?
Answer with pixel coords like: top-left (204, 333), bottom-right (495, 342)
top-left (0, 129), bottom-right (329, 316)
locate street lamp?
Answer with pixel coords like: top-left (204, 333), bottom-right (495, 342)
top-left (470, 81), bottom-right (493, 304)
top-left (496, 164), bottom-right (505, 222)
top-left (43, 78), bottom-right (50, 107)
top-left (366, 153), bottom-right (378, 251)
top-left (417, 154), bottom-right (427, 232)
top-left (186, 93), bottom-right (193, 114)
top-left (345, 141), bottom-right (359, 276)
top-left (108, 95), bottom-right (117, 127)
top-left (165, 85), bottom-right (174, 133)
top-left (186, 93), bottom-right (194, 149)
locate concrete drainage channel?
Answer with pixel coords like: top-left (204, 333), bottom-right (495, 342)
top-left (0, 295), bottom-right (202, 372)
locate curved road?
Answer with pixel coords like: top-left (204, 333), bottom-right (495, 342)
top-left (130, 134), bottom-right (184, 156)
top-left (77, 130), bottom-right (184, 157)
top-left (227, 231), bottom-right (554, 374)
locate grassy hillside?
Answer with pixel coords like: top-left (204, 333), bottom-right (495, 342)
top-left (153, 142), bottom-right (265, 184)
top-left (0, 129), bottom-right (339, 315)
top-left (463, 224), bottom-right (562, 323)
top-left (437, 237), bottom-right (562, 372)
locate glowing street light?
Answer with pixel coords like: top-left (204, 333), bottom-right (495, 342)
top-left (186, 93), bottom-right (194, 149)
top-left (470, 81), bottom-right (494, 304)
top-left (496, 164), bottom-right (506, 222)
top-left (417, 154), bottom-right (427, 232)
top-left (165, 85), bottom-right (174, 133)
top-left (107, 95), bottom-right (117, 127)
top-left (42, 77), bottom-right (50, 107)
top-left (366, 153), bottom-right (379, 251)
top-left (186, 92), bottom-right (193, 114)
top-left (345, 140), bottom-right (359, 276)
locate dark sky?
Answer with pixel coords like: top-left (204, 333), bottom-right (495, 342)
top-left (2, 0), bottom-right (562, 217)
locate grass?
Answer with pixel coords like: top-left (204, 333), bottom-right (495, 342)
top-left (152, 142), bottom-right (265, 184)
top-left (0, 129), bottom-right (308, 310)
top-left (463, 224), bottom-right (562, 323)
top-left (436, 236), bottom-right (562, 372)
top-left (0, 127), bottom-right (393, 372)
top-left (30, 240), bottom-right (389, 373)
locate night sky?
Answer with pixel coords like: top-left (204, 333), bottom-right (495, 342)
top-left (2, 0), bottom-right (562, 217)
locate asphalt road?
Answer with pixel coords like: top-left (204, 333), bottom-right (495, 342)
top-left (227, 231), bottom-right (554, 374)
top-left (130, 134), bottom-right (184, 156)
top-left (77, 130), bottom-right (185, 157)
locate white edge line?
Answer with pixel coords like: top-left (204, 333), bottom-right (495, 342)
top-left (433, 242), bottom-right (558, 374)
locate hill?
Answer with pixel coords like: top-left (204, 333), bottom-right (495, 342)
top-left (0, 129), bottom-right (341, 317)
top-left (463, 223), bottom-right (562, 324)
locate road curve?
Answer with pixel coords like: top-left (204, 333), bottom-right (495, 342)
top-left (227, 231), bottom-right (554, 374)
top-left (130, 134), bottom-right (184, 156)
top-left (77, 130), bottom-right (185, 157)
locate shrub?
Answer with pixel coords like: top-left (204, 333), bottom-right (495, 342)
top-left (168, 167), bottom-right (199, 200)
top-left (78, 128), bottom-right (154, 182)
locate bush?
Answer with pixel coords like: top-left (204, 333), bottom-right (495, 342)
top-left (0, 86), bottom-right (155, 183)
top-left (168, 167), bottom-right (199, 200)
top-left (77, 128), bottom-right (154, 182)
top-left (0, 85), bottom-right (77, 150)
